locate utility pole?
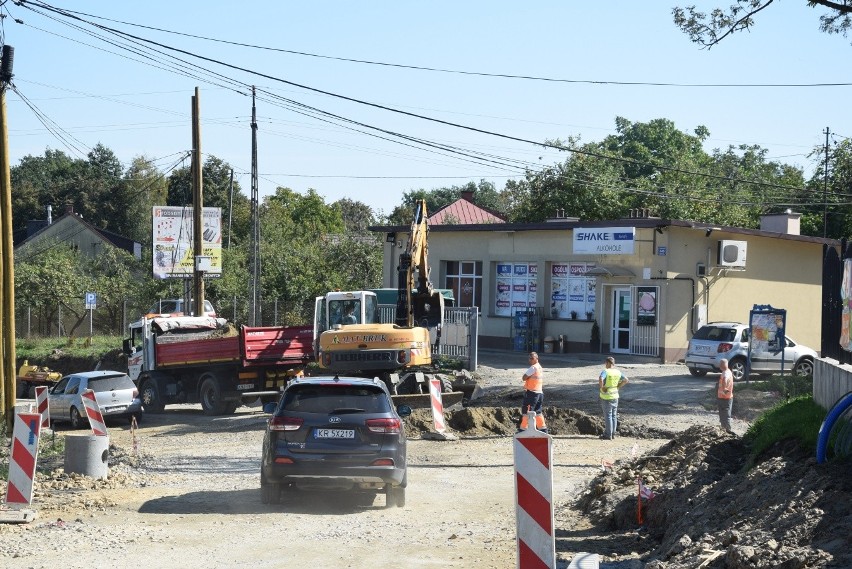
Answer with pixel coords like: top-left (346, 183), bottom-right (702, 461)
top-left (249, 86), bottom-right (261, 326)
top-left (0, 45), bottom-right (15, 429)
top-left (191, 88), bottom-right (205, 318)
top-left (823, 127), bottom-right (830, 239)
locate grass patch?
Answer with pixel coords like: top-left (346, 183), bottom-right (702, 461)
top-left (16, 335), bottom-right (122, 360)
top-left (744, 395), bottom-right (826, 464)
top-left (741, 373), bottom-right (813, 399)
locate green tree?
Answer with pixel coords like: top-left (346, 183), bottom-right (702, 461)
top-left (119, 156), bottom-right (170, 246)
top-left (84, 246), bottom-right (145, 334)
top-left (806, 138), bottom-right (852, 239)
top-left (673, 1), bottom-right (852, 48)
top-left (11, 148), bottom-right (85, 232)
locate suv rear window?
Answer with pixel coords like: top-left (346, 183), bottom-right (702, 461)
top-left (88, 375), bottom-right (135, 392)
top-left (692, 326), bottom-right (738, 342)
top-left (282, 385), bottom-right (391, 414)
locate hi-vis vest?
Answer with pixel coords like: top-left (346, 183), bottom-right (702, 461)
top-left (524, 363), bottom-right (543, 393)
top-left (600, 368), bottom-right (622, 400)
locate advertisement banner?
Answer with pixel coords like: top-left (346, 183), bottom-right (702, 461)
top-left (573, 227), bottom-right (635, 255)
top-left (153, 206), bottom-right (222, 279)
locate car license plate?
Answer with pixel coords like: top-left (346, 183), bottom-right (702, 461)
top-left (694, 345), bottom-right (710, 354)
top-left (314, 429), bottom-right (354, 439)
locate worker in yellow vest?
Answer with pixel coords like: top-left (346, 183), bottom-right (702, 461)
top-left (598, 356), bottom-right (628, 440)
top-left (519, 352), bottom-right (547, 433)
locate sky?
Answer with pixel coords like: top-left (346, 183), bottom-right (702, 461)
top-left (3, 1), bottom-right (851, 219)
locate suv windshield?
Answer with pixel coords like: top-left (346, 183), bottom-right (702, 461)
top-left (281, 384), bottom-right (390, 414)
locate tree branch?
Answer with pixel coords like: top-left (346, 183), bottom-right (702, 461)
top-left (706, 0), bottom-right (776, 48)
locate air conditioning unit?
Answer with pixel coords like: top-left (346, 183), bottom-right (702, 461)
top-left (717, 240), bottom-right (747, 268)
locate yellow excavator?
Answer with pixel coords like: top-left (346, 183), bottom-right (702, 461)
top-left (314, 200), bottom-right (462, 407)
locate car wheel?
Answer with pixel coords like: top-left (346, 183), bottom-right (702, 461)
top-left (139, 378), bottom-right (165, 414)
top-left (688, 367), bottom-right (707, 377)
top-left (392, 486), bottom-right (406, 508)
top-left (69, 406), bottom-right (84, 429)
top-left (794, 358), bottom-right (814, 377)
top-left (384, 483), bottom-right (397, 508)
top-left (729, 358), bottom-right (747, 381)
top-left (199, 374), bottom-right (228, 415)
top-left (260, 471), bottom-right (281, 505)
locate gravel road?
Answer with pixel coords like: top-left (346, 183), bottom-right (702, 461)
top-left (1, 351), bottom-right (732, 568)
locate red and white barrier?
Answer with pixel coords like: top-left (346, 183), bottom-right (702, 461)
top-left (81, 389), bottom-right (108, 436)
top-left (429, 378), bottom-right (446, 434)
top-left (513, 413), bottom-right (555, 568)
top-left (5, 412), bottom-right (42, 509)
top-left (34, 386), bottom-right (50, 429)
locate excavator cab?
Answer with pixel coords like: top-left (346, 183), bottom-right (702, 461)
top-left (411, 291), bottom-right (444, 329)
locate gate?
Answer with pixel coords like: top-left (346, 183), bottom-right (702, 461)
top-left (822, 241), bottom-right (852, 364)
top-left (379, 305), bottom-right (478, 371)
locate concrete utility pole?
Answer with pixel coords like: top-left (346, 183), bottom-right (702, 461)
top-left (249, 86), bottom-right (261, 326)
top-left (191, 88), bottom-right (205, 318)
top-left (0, 45), bottom-right (15, 430)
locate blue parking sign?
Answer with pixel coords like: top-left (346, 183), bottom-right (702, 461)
top-left (85, 292), bottom-right (97, 309)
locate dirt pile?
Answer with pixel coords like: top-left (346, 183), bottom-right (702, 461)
top-left (572, 425), bottom-right (852, 568)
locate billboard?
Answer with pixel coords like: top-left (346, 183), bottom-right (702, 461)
top-left (152, 206), bottom-right (222, 279)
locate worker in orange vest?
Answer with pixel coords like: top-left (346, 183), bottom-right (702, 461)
top-left (519, 352), bottom-right (547, 433)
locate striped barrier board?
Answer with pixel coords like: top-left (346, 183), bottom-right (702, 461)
top-left (429, 378), bottom-right (446, 433)
top-left (81, 389), bottom-right (108, 436)
top-left (34, 386), bottom-right (50, 429)
top-left (4, 412), bottom-right (42, 509)
top-left (513, 413), bottom-right (555, 569)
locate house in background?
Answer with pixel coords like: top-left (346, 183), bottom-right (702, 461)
top-left (373, 207), bottom-right (837, 363)
top-left (13, 204), bottom-right (141, 261)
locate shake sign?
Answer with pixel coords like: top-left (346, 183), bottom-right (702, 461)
top-left (573, 227), bottom-right (635, 255)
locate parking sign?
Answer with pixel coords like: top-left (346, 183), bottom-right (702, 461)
top-left (85, 292), bottom-right (97, 310)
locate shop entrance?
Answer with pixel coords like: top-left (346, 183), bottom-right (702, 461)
top-left (610, 287), bottom-right (632, 353)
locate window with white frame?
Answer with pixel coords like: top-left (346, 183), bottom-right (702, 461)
top-left (495, 262), bottom-right (537, 317)
top-left (445, 261), bottom-right (482, 308)
top-left (550, 262), bottom-right (596, 319)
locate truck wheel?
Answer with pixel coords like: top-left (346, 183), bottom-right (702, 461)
top-left (200, 375), bottom-right (228, 415)
top-left (139, 378), bottom-right (165, 414)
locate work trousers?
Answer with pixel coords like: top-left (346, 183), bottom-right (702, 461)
top-left (600, 397), bottom-right (619, 439)
top-left (718, 397), bottom-right (733, 431)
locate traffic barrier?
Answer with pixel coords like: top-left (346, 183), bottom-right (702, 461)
top-left (513, 411), bottom-right (555, 568)
top-left (4, 412), bottom-right (42, 509)
top-left (429, 378), bottom-right (446, 434)
top-left (34, 386), bottom-right (49, 429)
top-left (81, 389), bottom-right (108, 436)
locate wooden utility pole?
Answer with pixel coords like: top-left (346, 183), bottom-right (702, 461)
top-left (191, 88), bottom-right (205, 318)
top-left (0, 45), bottom-right (15, 429)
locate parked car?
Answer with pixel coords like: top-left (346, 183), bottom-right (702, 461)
top-left (147, 299), bottom-right (216, 318)
top-left (685, 322), bottom-right (817, 381)
top-left (260, 376), bottom-right (412, 507)
top-left (48, 371), bottom-right (143, 428)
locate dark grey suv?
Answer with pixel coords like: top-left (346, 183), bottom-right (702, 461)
top-left (261, 376), bottom-right (412, 508)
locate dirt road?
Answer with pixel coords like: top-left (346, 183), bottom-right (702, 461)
top-left (0, 353), bottom-right (747, 568)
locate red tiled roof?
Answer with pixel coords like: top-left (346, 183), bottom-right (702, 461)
top-left (429, 199), bottom-right (505, 225)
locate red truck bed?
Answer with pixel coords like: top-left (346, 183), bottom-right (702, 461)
top-left (155, 325), bottom-right (315, 368)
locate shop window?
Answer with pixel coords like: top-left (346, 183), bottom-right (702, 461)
top-left (550, 262), bottom-right (596, 319)
top-left (495, 262), bottom-right (537, 317)
top-left (445, 261), bottom-right (482, 308)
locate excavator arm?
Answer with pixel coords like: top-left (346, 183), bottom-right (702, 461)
top-left (395, 199), bottom-right (444, 329)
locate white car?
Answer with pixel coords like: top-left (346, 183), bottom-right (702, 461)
top-left (685, 322), bottom-right (817, 381)
top-left (48, 371), bottom-right (143, 428)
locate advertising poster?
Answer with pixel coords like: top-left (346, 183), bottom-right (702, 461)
top-left (841, 259), bottom-right (852, 351)
top-left (550, 264), bottom-right (567, 317)
top-left (750, 308), bottom-right (786, 354)
top-left (637, 287), bottom-right (657, 326)
top-left (495, 263), bottom-right (513, 316)
top-left (152, 206), bottom-right (222, 279)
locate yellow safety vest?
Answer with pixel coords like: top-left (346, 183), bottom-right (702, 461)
top-left (600, 368), bottom-right (622, 400)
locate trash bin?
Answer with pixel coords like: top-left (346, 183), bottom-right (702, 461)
top-left (558, 335), bottom-right (566, 354)
top-left (543, 336), bottom-right (554, 353)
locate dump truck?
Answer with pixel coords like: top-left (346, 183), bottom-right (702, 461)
top-left (16, 360), bottom-right (63, 399)
top-left (123, 315), bottom-right (313, 415)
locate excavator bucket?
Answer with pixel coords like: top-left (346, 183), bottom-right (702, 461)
top-left (411, 291), bottom-right (444, 329)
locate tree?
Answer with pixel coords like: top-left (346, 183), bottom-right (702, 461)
top-left (84, 246), bottom-right (145, 334)
top-left (673, 1), bottom-right (852, 48)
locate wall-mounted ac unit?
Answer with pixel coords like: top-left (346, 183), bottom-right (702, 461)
top-left (717, 240), bottom-right (747, 268)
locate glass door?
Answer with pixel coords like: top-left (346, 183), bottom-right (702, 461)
top-left (610, 287), bottom-right (631, 353)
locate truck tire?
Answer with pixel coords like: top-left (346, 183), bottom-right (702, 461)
top-left (199, 374), bottom-right (228, 415)
top-left (139, 378), bottom-right (165, 414)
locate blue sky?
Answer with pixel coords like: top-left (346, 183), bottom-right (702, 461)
top-left (3, 1), bottom-right (850, 218)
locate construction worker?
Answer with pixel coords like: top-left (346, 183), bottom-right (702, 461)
top-left (519, 352), bottom-right (547, 433)
top-left (599, 356), bottom-right (629, 440)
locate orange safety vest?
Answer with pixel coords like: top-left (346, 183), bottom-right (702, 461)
top-left (717, 370), bottom-right (733, 400)
top-left (524, 363), bottom-right (543, 393)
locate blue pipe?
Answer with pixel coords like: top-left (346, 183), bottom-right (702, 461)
top-left (816, 390), bottom-right (852, 464)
